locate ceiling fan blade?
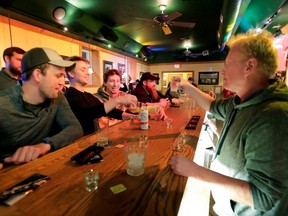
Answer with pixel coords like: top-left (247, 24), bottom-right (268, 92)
top-left (172, 21), bottom-right (196, 28)
top-left (162, 25), bottom-right (172, 35)
top-left (166, 12), bottom-right (182, 21)
top-left (190, 53), bottom-right (202, 58)
top-left (135, 17), bottom-right (153, 22)
top-left (135, 23), bottom-right (155, 31)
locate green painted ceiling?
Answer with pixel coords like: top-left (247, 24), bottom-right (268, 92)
top-left (0, 0), bottom-right (287, 63)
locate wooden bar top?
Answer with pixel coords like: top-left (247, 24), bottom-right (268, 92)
top-left (0, 106), bottom-right (205, 216)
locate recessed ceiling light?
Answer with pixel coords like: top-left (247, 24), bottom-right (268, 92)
top-left (53, 7), bottom-right (66, 20)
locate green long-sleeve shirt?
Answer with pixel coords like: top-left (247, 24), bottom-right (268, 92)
top-left (209, 80), bottom-right (288, 215)
top-left (0, 85), bottom-right (83, 159)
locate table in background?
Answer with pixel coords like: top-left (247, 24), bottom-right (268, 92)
top-left (0, 106), bottom-right (205, 216)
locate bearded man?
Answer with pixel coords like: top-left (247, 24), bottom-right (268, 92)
top-left (0, 47), bottom-right (25, 90)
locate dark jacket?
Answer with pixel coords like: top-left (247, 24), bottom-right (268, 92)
top-left (65, 87), bottom-right (123, 135)
top-left (132, 84), bottom-right (165, 103)
top-left (0, 68), bottom-right (18, 91)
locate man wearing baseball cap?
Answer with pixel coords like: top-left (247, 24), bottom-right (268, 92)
top-left (0, 47), bottom-right (83, 169)
top-left (132, 72), bottom-right (169, 108)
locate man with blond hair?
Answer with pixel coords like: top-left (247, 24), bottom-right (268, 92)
top-left (169, 30), bottom-right (288, 215)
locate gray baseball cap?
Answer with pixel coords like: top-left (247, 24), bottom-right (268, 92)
top-left (21, 47), bottom-right (75, 73)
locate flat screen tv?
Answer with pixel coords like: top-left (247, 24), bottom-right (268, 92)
top-left (198, 72), bottom-right (219, 85)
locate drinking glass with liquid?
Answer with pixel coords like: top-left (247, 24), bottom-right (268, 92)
top-left (84, 169), bottom-right (99, 192)
top-left (124, 141), bottom-right (146, 176)
top-left (94, 117), bottom-right (109, 146)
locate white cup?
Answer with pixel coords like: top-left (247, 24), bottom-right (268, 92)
top-left (124, 141), bottom-right (146, 176)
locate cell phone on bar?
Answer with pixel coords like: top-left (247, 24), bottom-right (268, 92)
top-left (0, 173), bottom-right (50, 206)
top-left (71, 144), bottom-right (104, 164)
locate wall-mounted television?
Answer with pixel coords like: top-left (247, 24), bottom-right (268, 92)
top-left (198, 72), bottom-right (219, 85)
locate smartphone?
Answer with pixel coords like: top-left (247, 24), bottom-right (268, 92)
top-left (1, 173), bottom-right (50, 205)
top-left (71, 144), bottom-right (104, 164)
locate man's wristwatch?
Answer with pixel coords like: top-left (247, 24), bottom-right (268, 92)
top-left (41, 138), bottom-right (54, 151)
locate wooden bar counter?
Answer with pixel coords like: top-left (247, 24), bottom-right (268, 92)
top-left (0, 106), bottom-right (206, 216)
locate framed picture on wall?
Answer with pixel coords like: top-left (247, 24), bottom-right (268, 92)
top-left (198, 71), bottom-right (219, 85)
top-left (118, 63), bottom-right (125, 74)
top-left (103, 60), bottom-right (113, 73)
top-left (118, 63), bottom-right (126, 83)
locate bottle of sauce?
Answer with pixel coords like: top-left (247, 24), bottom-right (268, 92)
top-left (140, 104), bottom-right (149, 130)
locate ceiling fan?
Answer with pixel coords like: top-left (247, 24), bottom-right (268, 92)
top-left (175, 47), bottom-right (201, 61)
top-left (136, 4), bottom-right (196, 35)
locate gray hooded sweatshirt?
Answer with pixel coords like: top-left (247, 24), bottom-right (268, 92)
top-left (209, 80), bottom-right (288, 215)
